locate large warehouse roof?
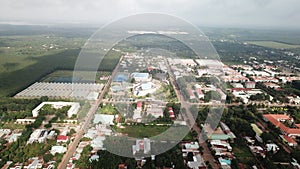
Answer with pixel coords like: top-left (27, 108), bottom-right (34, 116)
top-left (15, 82), bottom-right (103, 100)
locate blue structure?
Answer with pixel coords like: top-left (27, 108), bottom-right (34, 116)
top-left (113, 73), bottom-right (129, 82)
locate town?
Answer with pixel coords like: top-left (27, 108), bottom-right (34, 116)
top-left (1, 41), bottom-right (300, 169)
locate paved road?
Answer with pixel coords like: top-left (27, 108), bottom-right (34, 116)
top-left (58, 56), bottom-right (123, 169)
top-left (164, 59), bottom-right (219, 169)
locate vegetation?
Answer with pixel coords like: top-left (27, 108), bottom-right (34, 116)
top-left (246, 41), bottom-right (300, 49)
top-left (113, 124), bottom-right (169, 138)
top-left (97, 104), bottom-right (118, 115)
top-left (0, 98), bottom-right (41, 122)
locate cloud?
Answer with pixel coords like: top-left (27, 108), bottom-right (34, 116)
top-left (0, 0), bottom-right (299, 28)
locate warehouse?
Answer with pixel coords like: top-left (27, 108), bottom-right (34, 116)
top-left (15, 82), bottom-right (103, 100)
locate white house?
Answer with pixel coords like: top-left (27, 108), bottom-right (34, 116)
top-left (50, 146), bottom-right (67, 155)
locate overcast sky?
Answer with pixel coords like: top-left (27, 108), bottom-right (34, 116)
top-left (0, 0), bottom-right (300, 29)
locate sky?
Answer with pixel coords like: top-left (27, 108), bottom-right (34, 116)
top-left (0, 0), bottom-right (300, 29)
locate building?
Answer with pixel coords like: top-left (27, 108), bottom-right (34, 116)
top-left (131, 73), bottom-right (151, 82)
top-left (50, 146), bottom-right (67, 155)
top-left (24, 157), bottom-right (43, 169)
top-left (93, 114), bottom-right (115, 125)
top-left (195, 88), bottom-right (205, 99)
top-left (281, 135), bottom-right (298, 147)
top-left (264, 82), bottom-right (280, 89)
top-left (132, 138), bottom-right (151, 155)
top-left (27, 129), bottom-right (48, 144)
top-left (168, 107), bottom-right (175, 120)
top-left (32, 102), bottom-right (80, 118)
top-left (15, 82), bottom-right (103, 100)
top-left (187, 154), bottom-right (206, 169)
top-left (245, 81), bottom-right (256, 88)
top-left (188, 89), bottom-right (196, 100)
top-left (15, 119), bottom-right (36, 124)
top-left (231, 83), bottom-right (244, 88)
top-left (147, 107), bottom-right (164, 118)
top-left (263, 114), bottom-right (300, 137)
top-left (136, 101), bottom-right (142, 111)
top-left (57, 135), bottom-right (69, 143)
top-left (8, 133), bottom-right (22, 143)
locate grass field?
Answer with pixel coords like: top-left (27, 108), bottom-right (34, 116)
top-left (0, 122), bottom-right (26, 130)
top-left (114, 124), bottom-right (190, 140)
top-left (114, 125), bottom-right (169, 138)
top-left (97, 104), bottom-right (118, 115)
top-left (246, 41), bottom-right (300, 49)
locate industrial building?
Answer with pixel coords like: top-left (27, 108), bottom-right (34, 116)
top-left (15, 82), bottom-right (103, 100)
top-left (32, 101), bottom-right (80, 118)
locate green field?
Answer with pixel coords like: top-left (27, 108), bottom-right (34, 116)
top-left (0, 34), bottom-right (86, 97)
top-left (114, 125), bottom-right (190, 140)
top-left (97, 104), bottom-right (118, 115)
top-left (0, 34), bottom-right (121, 97)
top-left (0, 35), bottom-right (85, 73)
top-left (41, 70), bottom-right (111, 83)
top-left (246, 41), bottom-right (300, 49)
top-left (114, 125), bottom-right (169, 138)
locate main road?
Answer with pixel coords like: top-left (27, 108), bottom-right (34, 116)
top-left (164, 58), bottom-right (220, 169)
top-left (58, 56), bottom-right (123, 169)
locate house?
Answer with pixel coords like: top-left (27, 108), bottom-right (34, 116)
top-left (168, 107), bottom-right (175, 120)
top-left (245, 81), bottom-right (256, 88)
top-left (57, 135), bottom-right (69, 143)
top-left (195, 88), bottom-right (205, 99)
top-left (136, 101), bottom-right (142, 111)
top-left (147, 107), bottom-right (164, 118)
top-left (244, 137), bottom-right (255, 145)
top-left (188, 89), bottom-right (196, 100)
top-left (264, 82), bottom-right (280, 89)
top-left (24, 157), bottom-right (43, 169)
top-left (249, 146), bottom-right (266, 158)
top-left (93, 114), bottom-right (115, 125)
top-left (132, 138), bottom-right (151, 155)
top-left (280, 135), bottom-right (298, 147)
top-left (187, 154), bottom-right (206, 169)
top-left (50, 146), bottom-right (67, 155)
top-left (27, 129), bottom-right (48, 144)
top-left (266, 143), bottom-right (279, 152)
top-left (118, 164), bottom-right (128, 169)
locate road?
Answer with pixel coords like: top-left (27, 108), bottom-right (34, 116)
top-left (102, 98), bottom-right (300, 107)
top-left (164, 59), bottom-right (220, 169)
top-left (58, 56), bottom-right (123, 169)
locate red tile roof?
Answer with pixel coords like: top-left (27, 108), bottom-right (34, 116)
top-left (57, 135), bottom-right (68, 141)
top-left (282, 135), bottom-right (297, 144)
top-left (137, 101), bottom-right (142, 109)
top-left (263, 114), bottom-right (300, 135)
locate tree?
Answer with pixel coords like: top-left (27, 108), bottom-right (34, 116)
top-left (43, 154), bottom-right (53, 163)
top-left (261, 132), bottom-right (275, 143)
